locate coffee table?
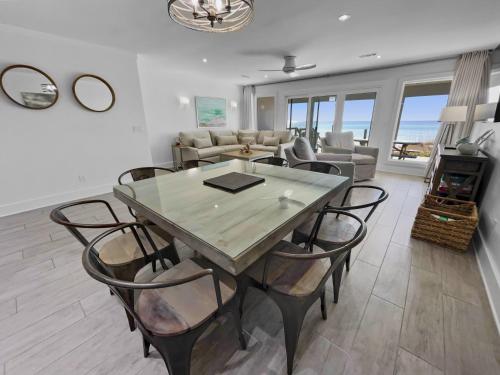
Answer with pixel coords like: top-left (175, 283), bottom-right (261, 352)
top-left (220, 149), bottom-right (274, 162)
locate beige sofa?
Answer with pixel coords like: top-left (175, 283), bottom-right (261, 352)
top-left (176, 129), bottom-right (296, 163)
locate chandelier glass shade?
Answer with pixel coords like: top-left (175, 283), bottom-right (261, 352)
top-left (168, 0), bottom-right (254, 32)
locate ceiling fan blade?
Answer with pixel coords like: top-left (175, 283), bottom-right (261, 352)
top-left (295, 64), bottom-right (316, 70)
top-left (258, 69), bottom-right (284, 72)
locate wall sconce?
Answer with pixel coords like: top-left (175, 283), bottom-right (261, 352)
top-left (230, 100), bottom-right (238, 109)
top-left (179, 96), bottom-right (190, 107)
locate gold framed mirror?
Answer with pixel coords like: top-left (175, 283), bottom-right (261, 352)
top-left (0, 64), bottom-right (59, 109)
top-left (72, 74), bottom-right (115, 112)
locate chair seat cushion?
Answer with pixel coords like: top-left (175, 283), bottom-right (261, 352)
top-left (197, 146), bottom-right (225, 158)
top-left (136, 259), bottom-right (236, 336)
top-left (246, 241), bottom-right (330, 297)
top-left (295, 213), bottom-right (358, 250)
top-left (351, 153), bottom-right (376, 165)
top-left (98, 230), bottom-right (167, 266)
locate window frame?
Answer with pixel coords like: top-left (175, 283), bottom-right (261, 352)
top-left (388, 76), bottom-right (453, 166)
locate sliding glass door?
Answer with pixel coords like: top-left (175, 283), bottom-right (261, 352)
top-left (341, 92), bottom-right (376, 144)
top-left (309, 96), bottom-right (336, 151)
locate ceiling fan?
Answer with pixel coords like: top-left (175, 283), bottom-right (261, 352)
top-left (259, 56), bottom-right (316, 75)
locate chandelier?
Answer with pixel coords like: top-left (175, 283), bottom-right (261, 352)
top-left (168, 0), bottom-right (254, 32)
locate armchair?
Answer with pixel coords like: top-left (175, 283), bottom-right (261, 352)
top-left (320, 132), bottom-right (378, 181)
top-left (285, 138), bottom-right (355, 206)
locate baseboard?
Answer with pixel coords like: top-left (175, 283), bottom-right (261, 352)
top-left (473, 229), bottom-right (500, 334)
top-left (0, 183), bottom-right (114, 218)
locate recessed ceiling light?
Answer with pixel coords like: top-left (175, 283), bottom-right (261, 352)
top-left (202, 58), bottom-right (208, 63)
top-left (264, 74), bottom-right (269, 78)
top-left (338, 14), bottom-right (351, 22)
top-left (376, 55), bottom-right (382, 59)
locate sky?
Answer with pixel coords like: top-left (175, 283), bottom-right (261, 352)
top-left (288, 94), bottom-right (449, 124)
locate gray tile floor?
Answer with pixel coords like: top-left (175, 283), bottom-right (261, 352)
top-left (0, 172), bottom-right (499, 375)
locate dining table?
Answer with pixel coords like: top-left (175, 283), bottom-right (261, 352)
top-left (113, 160), bottom-right (349, 277)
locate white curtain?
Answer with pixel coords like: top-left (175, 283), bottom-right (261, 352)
top-left (241, 85), bottom-right (256, 130)
top-left (425, 50), bottom-right (491, 179)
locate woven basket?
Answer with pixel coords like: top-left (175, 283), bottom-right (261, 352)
top-left (411, 195), bottom-right (478, 252)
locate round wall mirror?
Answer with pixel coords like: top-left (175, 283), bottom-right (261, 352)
top-left (0, 64), bottom-right (59, 109)
top-left (72, 74), bottom-right (115, 112)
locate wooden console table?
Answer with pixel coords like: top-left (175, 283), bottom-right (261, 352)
top-left (428, 145), bottom-right (488, 202)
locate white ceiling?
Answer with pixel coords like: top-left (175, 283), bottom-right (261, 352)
top-left (1, 0), bottom-right (499, 85)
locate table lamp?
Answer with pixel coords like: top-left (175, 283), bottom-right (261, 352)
top-left (439, 106), bottom-right (468, 145)
top-left (474, 103), bottom-right (498, 122)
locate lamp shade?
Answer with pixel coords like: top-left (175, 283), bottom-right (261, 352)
top-left (474, 103), bottom-right (498, 121)
top-left (439, 106), bottom-right (468, 122)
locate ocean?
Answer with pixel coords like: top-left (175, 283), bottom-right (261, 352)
top-left (294, 121), bottom-right (440, 143)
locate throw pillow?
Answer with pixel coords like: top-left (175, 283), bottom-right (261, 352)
top-left (293, 137), bottom-right (317, 160)
top-left (238, 130), bottom-right (258, 143)
top-left (193, 137), bottom-right (213, 149)
top-left (273, 130), bottom-right (292, 144)
top-left (240, 136), bottom-right (256, 145)
top-left (257, 130), bottom-right (274, 144)
top-left (263, 136), bottom-right (280, 146)
top-left (325, 131), bottom-right (355, 150)
top-left (216, 135), bottom-right (239, 146)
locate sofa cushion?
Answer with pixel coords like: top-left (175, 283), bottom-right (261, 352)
top-left (216, 135), bottom-right (238, 146)
top-left (197, 146), bottom-right (225, 158)
top-left (263, 136), bottom-right (280, 146)
top-left (325, 132), bottom-right (355, 151)
top-left (238, 130), bottom-right (258, 143)
top-left (351, 153), bottom-right (376, 165)
top-left (293, 137), bottom-right (317, 161)
top-left (250, 145), bottom-right (278, 153)
top-left (257, 130), bottom-right (274, 144)
top-left (221, 145), bottom-right (241, 152)
top-left (240, 136), bottom-right (256, 145)
top-left (179, 130), bottom-right (211, 147)
top-left (210, 130), bottom-right (235, 145)
top-left (193, 137), bottom-right (213, 149)
top-left (273, 130), bottom-right (293, 144)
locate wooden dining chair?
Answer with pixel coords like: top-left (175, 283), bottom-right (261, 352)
top-left (291, 185), bottom-right (388, 302)
top-left (244, 209), bottom-right (367, 375)
top-left (253, 156), bottom-right (289, 167)
top-left (183, 159), bottom-right (215, 169)
top-left (50, 199), bottom-right (179, 331)
top-left (82, 223), bottom-right (247, 375)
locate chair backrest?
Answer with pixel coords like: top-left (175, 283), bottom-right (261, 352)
top-left (81, 223), bottom-right (223, 335)
top-left (183, 159), bottom-right (215, 169)
top-left (335, 185), bottom-right (389, 222)
top-left (50, 199), bottom-right (124, 251)
top-left (118, 167), bottom-right (175, 185)
top-left (253, 156), bottom-right (288, 167)
top-left (292, 161), bottom-right (341, 176)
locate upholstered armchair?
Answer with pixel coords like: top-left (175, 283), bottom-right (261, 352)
top-left (285, 138), bottom-right (355, 205)
top-left (320, 132), bottom-right (378, 180)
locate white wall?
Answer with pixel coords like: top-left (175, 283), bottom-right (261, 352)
top-left (471, 121), bottom-right (500, 331)
top-left (137, 55), bottom-right (242, 166)
top-left (255, 58), bottom-right (461, 176)
top-left (0, 24), bottom-right (152, 216)
top-left (257, 97), bottom-right (275, 131)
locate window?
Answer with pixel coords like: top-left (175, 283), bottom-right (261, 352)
top-left (287, 98), bottom-right (308, 137)
top-left (393, 80), bottom-right (451, 162)
top-left (342, 92), bottom-right (376, 144)
top-left (309, 95), bottom-right (336, 150)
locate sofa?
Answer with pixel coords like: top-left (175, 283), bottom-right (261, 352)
top-left (176, 129), bottom-right (296, 163)
top-left (285, 137), bottom-right (355, 206)
top-left (320, 131), bottom-right (379, 181)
